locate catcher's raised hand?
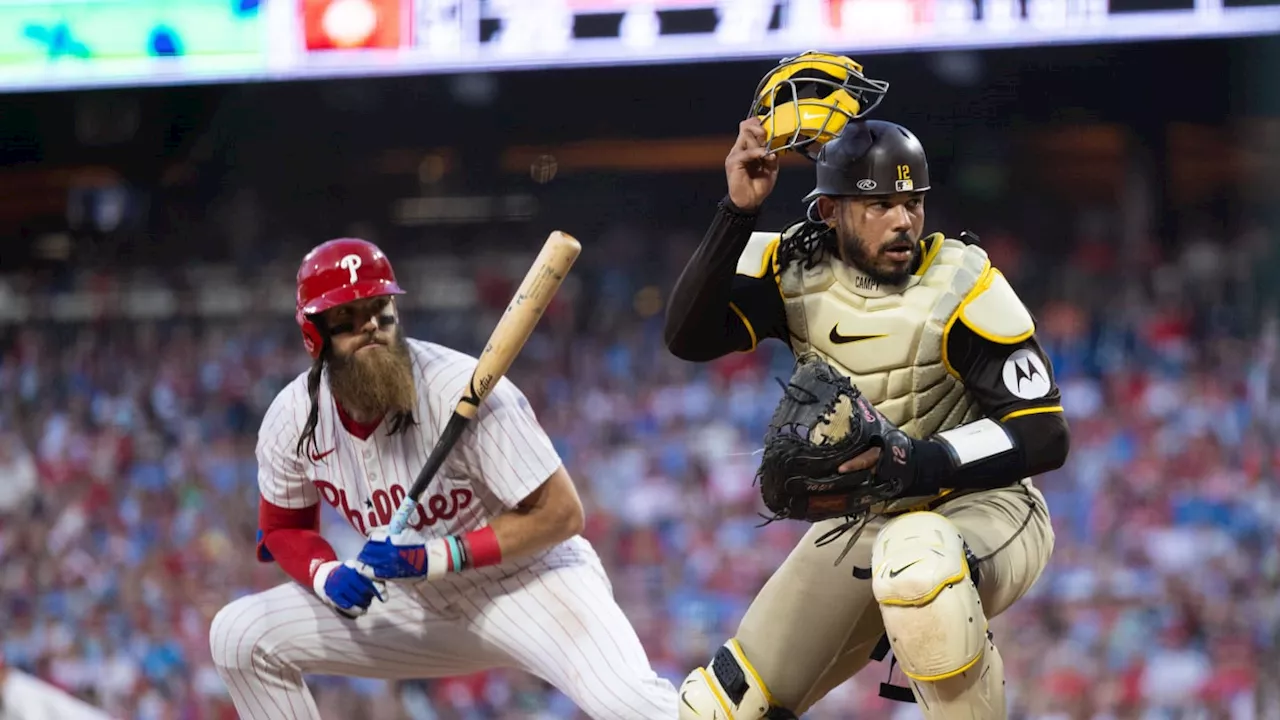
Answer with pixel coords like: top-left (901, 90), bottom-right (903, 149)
top-left (725, 118), bottom-right (779, 213)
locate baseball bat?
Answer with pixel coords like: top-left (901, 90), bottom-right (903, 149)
top-left (388, 230), bottom-right (582, 535)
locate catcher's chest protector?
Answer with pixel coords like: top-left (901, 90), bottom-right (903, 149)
top-left (775, 234), bottom-right (989, 441)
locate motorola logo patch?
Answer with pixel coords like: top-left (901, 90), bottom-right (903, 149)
top-left (1001, 348), bottom-right (1051, 400)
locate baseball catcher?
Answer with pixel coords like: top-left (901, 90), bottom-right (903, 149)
top-left (664, 52), bottom-right (1069, 720)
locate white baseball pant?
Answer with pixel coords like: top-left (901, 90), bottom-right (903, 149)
top-left (209, 558), bottom-right (676, 719)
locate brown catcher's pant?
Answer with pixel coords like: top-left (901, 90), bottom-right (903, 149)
top-left (734, 480), bottom-right (1055, 715)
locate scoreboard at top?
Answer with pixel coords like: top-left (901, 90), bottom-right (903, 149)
top-left (3, 0), bottom-right (1279, 93)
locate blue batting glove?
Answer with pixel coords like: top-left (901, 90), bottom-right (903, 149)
top-left (357, 528), bottom-right (432, 580)
top-left (313, 560), bottom-right (386, 618)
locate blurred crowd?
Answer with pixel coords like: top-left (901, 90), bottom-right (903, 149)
top-left (1, 210), bottom-right (1278, 720)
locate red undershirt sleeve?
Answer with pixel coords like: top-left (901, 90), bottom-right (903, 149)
top-left (254, 386), bottom-right (337, 588)
top-left (258, 498), bottom-right (338, 587)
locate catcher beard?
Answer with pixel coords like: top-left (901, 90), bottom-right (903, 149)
top-left (662, 117), bottom-right (1070, 719)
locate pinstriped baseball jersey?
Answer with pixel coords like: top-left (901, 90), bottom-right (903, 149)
top-left (256, 338), bottom-right (595, 602)
top-left (214, 336), bottom-right (679, 719)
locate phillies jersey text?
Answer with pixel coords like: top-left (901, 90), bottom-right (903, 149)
top-left (255, 339), bottom-right (589, 597)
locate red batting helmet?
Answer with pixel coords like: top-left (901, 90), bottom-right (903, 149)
top-left (295, 238), bottom-right (405, 358)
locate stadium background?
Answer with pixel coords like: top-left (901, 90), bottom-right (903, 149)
top-left (0, 1), bottom-right (1278, 718)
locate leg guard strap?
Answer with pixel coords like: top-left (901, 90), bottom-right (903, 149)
top-left (869, 634), bottom-right (916, 703)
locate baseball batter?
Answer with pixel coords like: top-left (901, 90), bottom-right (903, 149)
top-left (663, 115), bottom-right (1070, 718)
top-left (209, 238), bottom-right (677, 719)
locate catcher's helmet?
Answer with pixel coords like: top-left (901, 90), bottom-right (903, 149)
top-left (750, 51), bottom-right (890, 160)
top-left (295, 237), bottom-right (405, 359)
top-left (803, 119), bottom-right (931, 203)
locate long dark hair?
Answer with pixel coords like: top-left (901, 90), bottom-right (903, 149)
top-left (296, 353), bottom-right (328, 460)
top-left (776, 213), bottom-right (837, 272)
top-left (294, 321), bottom-right (417, 460)
top-left (778, 202), bottom-right (934, 283)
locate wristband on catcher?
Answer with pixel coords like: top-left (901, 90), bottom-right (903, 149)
top-left (915, 418), bottom-right (1020, 494)
top-left (934, 418), bottom-right (1015, 466)
top-left (422, 526), bottom-right (503, 580)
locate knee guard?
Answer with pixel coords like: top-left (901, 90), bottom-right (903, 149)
top-left (871, 512), bottom-right (995, 689)
top-left (677, 640), bottom-right (795, 720)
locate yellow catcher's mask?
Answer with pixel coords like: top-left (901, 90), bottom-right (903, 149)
top-left (750, 51), bottom-right (889, 160)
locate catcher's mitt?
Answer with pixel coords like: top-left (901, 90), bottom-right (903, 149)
top-left (757, 354), bottom-right (916, 524)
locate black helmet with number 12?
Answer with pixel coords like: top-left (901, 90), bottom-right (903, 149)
top-left (803, 119), bottom-right (931, 202)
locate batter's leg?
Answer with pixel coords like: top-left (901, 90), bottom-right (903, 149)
top-left (677, 517), bottom-right (886, 719)
top-left (209, 582), bottom-right (506, 720)
top-left (452, 557), bottom-right (677, 720)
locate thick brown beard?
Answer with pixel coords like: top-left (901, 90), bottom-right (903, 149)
top-left (327, 330), bottom-right (416, 419)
